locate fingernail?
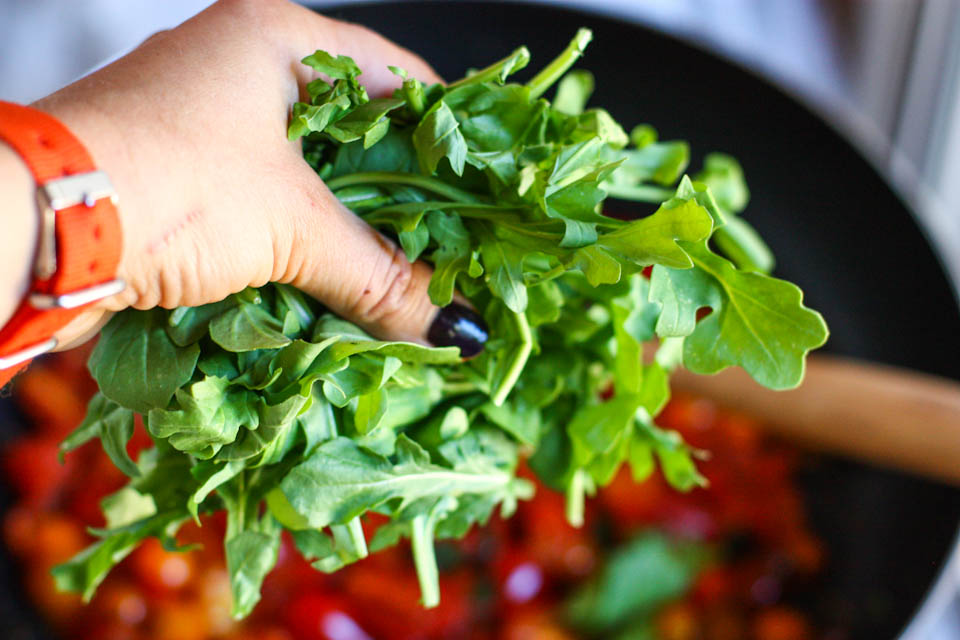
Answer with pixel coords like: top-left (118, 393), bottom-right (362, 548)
top-left (428, 303), bottom-right (488, 358)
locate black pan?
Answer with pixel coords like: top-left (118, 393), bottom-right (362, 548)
top-left (2, 2), bottom-right (958, 638)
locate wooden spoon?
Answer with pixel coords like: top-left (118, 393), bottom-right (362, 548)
top-left (671, 355), bottom-right (960, 485)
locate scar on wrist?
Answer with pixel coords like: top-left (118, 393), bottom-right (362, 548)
top-left (146, 209), bottom-right (204, 255)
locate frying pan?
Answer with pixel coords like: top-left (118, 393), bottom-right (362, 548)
top-left (1, 2), bottom-right (958, 638)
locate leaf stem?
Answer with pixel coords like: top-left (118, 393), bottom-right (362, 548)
top-left (403, 79), bottom-right (426, 117)
top-left (411, 514), bottom-right (440, 608)
top-left (656, 336), bottom-right (685, 372)
top-left (526, 262), bottom-right (567, 286)
top-left (442, 381), bottom-right (480, 395)
top-left (446, 46), bottom-right (531, 90)
top-left (602, 182), bottom-right (674, 203)
top-left (527, 28), bottom-right (593, 100)
top-left (565, 468), bottom-right (587, 527)
top-left (491, 311), bottom-right (533, 406)
top-left (345, 517), bottom-right (368, 558)
top-left (331, 517), bottom-right (368, 560)
top-left (326, 172), bottom-right (486, 204)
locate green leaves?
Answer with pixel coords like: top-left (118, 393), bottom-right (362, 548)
top-left (413, 100), bottom-right (467, 176)
top-left (277, 436), bottom-right (513, 529)
top-left (596, 192), bottom-right (714, 268)
top-left (63, 31), bottom-right (827, 620)
top-left (650, 242), bottom-right (828, 389)
top-left (225, 515), bottom-right (281, 618)
top-left (52, 510), bottom-right (188, 601)
top-left (61, 393), bottom-right (139, 478)
top-left (566, 532), bottom-right (705, 633)
top-left (89, 310), bottom-right (199, 413)
top-left (210, 302), bottom-right (291, 352)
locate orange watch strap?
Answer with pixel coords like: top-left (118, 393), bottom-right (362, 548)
top-left (0, 102), bottom-right (123, 387)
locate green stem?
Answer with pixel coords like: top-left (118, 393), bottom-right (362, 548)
top-left (527, 28), bottom-right (593, 100)
top-left (656, 336), bottom-right (685, 372)
top-left (491, 311), bottom-right (533, 407)
top-left (226, 473), bottom-right (246, 540)
top-left (442, 381), bottom-right (480, 395)
top-left (331, 517), bottom-right (368, 560)
top-left (345, 517), bottom-right (368, 558)
top-left (602, 182), bottom-right (674, 203)
top-left (565, 469), bottom-right (587, 528)
top-left (326, 172), bottom-right (485, 204)
top-left (525, 262), bottom-right (567, 286)
top-left (403, 79), bottom-right (426, 117)
top-left (447, 46), bottom-right (531, 90)
top-left (712, 217), bottom-right (775, 274)
top-left (411, 514), bottom-right (440, 608)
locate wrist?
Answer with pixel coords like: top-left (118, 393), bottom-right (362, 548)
top-left (0, 100), bottom-right (126, 380)
top-left (0, 143), bottom-right (39, 327)
top-left (32, 94), bottom-right (136, 313)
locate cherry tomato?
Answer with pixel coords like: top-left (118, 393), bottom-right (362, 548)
top-left (751, 607), bottom-right (811, 640)
top-left (656, 601), bottom-right (700, 640)
top-left (129, 538), bottom-right (195, 595)
top-left (3, 436), bottom-right (73, 505)
top-left (516, 490), bottom-right (596, 578)
top-left (26, 562), bottom-right (83, 623)
top-left (150, 600), bottom-right (211, 640)
top-left (494, 547), bottom-right (546, 609)
top-left (501, 609), bottom-right (574, 640)
top-left (90, 581), bottom-right (149, 627)
top-left (283, 591), bottom-right (371, 640)
top-left (13, 365), bottom-right (90, 435)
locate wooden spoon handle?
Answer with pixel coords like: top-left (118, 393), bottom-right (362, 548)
top-left (671, 355), bottom-right (960, 485)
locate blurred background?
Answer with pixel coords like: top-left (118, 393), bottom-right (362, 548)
top-left (1, 1), bottom-right (959, 639)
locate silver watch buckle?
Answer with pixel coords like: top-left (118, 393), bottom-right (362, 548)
top-left (35, 170), bottom-right (118, 280)
top-left (29, 278), bottom-right (126, 310)
top-left (0, 337), bottom-right (58, 371)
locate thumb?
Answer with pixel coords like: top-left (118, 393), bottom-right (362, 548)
top-left (284, 178), bottom-right (488, 357)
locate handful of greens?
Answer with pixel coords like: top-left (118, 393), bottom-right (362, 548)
top-left (54, 29), bottom-right (827, 618)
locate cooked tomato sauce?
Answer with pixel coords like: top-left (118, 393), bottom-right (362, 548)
top-left (3, 346), bottom-right (822, 640)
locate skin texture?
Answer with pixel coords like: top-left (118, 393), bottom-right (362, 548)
top-left (0, 0), bottom-right (447, 349)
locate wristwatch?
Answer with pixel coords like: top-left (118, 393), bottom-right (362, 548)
top-left (0, 101), bottom-right (125, 387)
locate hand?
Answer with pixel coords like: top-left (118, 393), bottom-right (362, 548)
top-left (18, 0), bottom-right (485, 353)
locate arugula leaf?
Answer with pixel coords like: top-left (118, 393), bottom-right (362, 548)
top-left (413, 100), bottom-right (467, 176)
top-left (278, 436), bottom-right (514, 529)
top-left (224, 514), bottom-right (281, 618)
top-left (566, 532), bottom-right (705, 632)
top-left (650, 241), bottom-right (828, 389)
top-left (61, 393), bottom-right (139, 478)
top-left (52, 510), bottom-right (188, 601)
top-left (209, 302), bottom-right (292, 352)
top-left (89, 310), bottom-right (199, 413)
top-left (553, 69), bottom-right (594, 116)
top-left (62, 30), bottom-right (827, 618)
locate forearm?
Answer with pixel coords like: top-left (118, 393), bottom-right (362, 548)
top-left (0, 143), bottom-right (37, 327)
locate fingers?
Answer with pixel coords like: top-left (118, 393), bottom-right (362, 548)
top-left (288, 4), bottom-right (443, 96)
top-left (283, 174), bottom-right (487, 355)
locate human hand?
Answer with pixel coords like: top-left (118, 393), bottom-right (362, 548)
top-left (31, 0), bottom-right (486, 353)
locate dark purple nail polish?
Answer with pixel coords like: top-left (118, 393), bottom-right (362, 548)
top-left (427, 303), bottom-right (488, 358)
